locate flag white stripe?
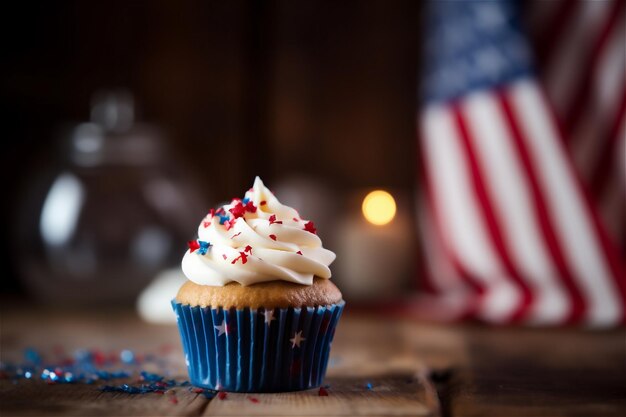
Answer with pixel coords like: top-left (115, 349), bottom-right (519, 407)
top-left (545, 0), bottom-right (611, 114)
top-left (461, 91), bottom-right (571, 324)
top-left (571, 13), bottom-right (626, 182)
top-left (422, 105), bottom-right (521, 322)
top-left (510, 80), bottom-right (621, 326)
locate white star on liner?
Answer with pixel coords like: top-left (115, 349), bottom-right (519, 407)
top-left (290, 331), bottom-right (306, 348)
top-left (214, 320), bottom-right (228, 336)
top-left (263, 309), bottom-right (275, 325)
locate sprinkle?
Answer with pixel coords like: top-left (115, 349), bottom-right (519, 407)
top-left (198, 241), bottom-right (211, 255)
top-left (217, 391), bottom-right (228, 400)
top-left (269, 214), bottom-right (282, 225)
top-left (269, 234), bottom-right (277, 241)
top-left (203, 391), bottom-right (215, 399)
top-left (169, 396), bottom-right (178, 404)
top-left (304, 221), bottom-right (317, 234)
top-left (215, 207), bottom-right (225, 215)
top-left (229, 202), bottom-right (246, 218)
top-left (230, 232), bottom-right (242, 239)
top-left (244, 245), bottom-right (252, 253)
top-left (260, 200), bottom-right (267, 206)
top-left (242, 197), bottom-right (250, 204)
top-left (120, 350), bottom-right (135, 364)
top-left (249, 397), bottom-right (260, 403)
top-left (224, 219), bottom-right (236, 231)
top-left (203, 221), bottom-right (211, 228)
top-left (366, 382), bottom-right (373, 390)
top-left (318, 387), bottom-right (329, 396)
top-left (24, 348), bottom-right (42, 365)
top-left (187, 240), bottom-right (200, 253)
top-left (140, 371), bottom-right (164, 382)
top-left (293, 217), bottom-right (299, 222)
top-left (222, 254), bottom-right (227, 260)
top-left (296, 251), bottom-right (303, 255)
top-left (218, 214), bottom-right (230, 225)
top-left (192, 388), bottom-right (204, 393)
top-left (231, 251), bottom-right (248, 265)
top-left (244, 201), bottom-right (257, 213)
top-left (209, 208), bottom-right (216, 217)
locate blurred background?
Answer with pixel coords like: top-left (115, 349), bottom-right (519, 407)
top-left (2, 1), bottom-right (421, 310)
top-left (2, 0), bottom-right (624, 327)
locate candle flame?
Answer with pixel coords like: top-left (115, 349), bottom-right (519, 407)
top-left (362, 190), bottom-right (396, 226)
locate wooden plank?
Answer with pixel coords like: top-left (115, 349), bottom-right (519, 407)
top-left (448, 326), bottom-right (626, 417)
top-left (202, 375), bottom-right (436, 416)
top-left (0, 308), bottom-right (444, 417)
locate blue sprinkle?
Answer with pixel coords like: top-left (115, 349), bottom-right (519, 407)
top-left (24, 371), bottom-right (32, 379)
top-left (242, 197), bottom-right (250, 204)
top-left (140, 371), bottom-right (163, 382)
top-left (197, 241), bottom-right (212, 255)
top-left (120, 350), bottom-right (135, 364)
top-left (203, 390), bottom-right (215, 399)
top-left (122, 384), bottom-right (141, 394)
top-left (180, 381), bottom-right (190, 386)
top-left (24, 348), bottom-right (42, 365)
top-left (366, 382), bottom-right (373, 390)
top-left (218, 214), bottom-right (230, 225)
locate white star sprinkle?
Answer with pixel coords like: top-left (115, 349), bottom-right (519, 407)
top-left (263, 309), bottom-right (275, 325)
top-left (214, 320), bottom-right (228, 336)
top-left (290, 331), bottom-right (306, 348)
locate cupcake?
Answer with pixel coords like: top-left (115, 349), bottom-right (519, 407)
top-left (172, 177), bottom-right (344, 392)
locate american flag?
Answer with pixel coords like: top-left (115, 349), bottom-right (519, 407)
top-left (418, 0), bottom-right (625, 326)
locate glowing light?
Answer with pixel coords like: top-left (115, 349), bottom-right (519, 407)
top-left (362, 190), bottom-right (396, 226)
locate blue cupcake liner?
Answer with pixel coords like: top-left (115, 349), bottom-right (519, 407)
top-left (172, 300), bottom-right (345, 393)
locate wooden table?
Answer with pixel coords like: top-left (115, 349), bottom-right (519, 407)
top-left (1, 305), bottom-right (624, 416)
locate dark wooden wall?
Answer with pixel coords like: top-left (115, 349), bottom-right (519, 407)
top-left (2, 0), bottom-right (421, 293)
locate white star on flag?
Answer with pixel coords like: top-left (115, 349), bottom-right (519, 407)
top-left (214, 320), bottom-right (227, 336)
top-left (263, 309), bottom-right (275, 325)
top-left (290, 330), bottom-right (306, 348)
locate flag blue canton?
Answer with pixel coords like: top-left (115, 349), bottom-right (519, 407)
top-left (421, 0), bottom-right (534, 104)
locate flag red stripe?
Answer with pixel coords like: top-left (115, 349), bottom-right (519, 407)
top-left (451, 104), bottom-right (534, 322)
top-left (539, 89), bottom-right (626, 323)
top-left (564, 0), bottom-right (625, 137)
top-left (590, 88), bottom-right (626, 200)
top-left (497, 90), bottom-right (586, 324)
top-left (535, 0), bottom-right (580, 69)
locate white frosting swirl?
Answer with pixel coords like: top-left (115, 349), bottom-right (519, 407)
top-left (181, 177), bottom-right (336, 286)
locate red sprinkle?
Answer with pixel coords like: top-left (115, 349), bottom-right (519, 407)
top-left (318, 387), bottom-right (329, 396)
top-left (260, 200), bottom-right (267, 206)
top-left (244, 245), bottom-right (253, 253)
top-left (209, 208), bottom-right (216, 218)
top-left (296, 251), bottom-right (303, 255)
top-left (231, 232), bottom-right (242, 239)
top-left (244, 201), bottom-right (257, 213)
top-left (269, 234), bottom-right (277, 241)
top-left (203, 221), bottom-right (211, 228)
top-left (231, 251), bottom-right (248, 265)
top-left (192, 388), bottom-right (204, 393)
top-left (169, 396), bottom-right (178, 404)
top-left (293, 217), bottom-right (299, 222)
top-left (304, 221), bottom-right (317, 234)
top-left (269, 214), bottom-right (283, 225)
top-left (155, 390), bottom-right (165, 395)
top-left (224, 219), bottom-right (237, 231)
top-left (222, 254), bottom-right (227, 260)
top-left (218, 392), bottom-right (228, 400)
top-left (188, 240), bottom-right (200, 253)
top-left (249, 397), bottom-right (260, 403)
top-left (229, 202), bottom-right (246, 218)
